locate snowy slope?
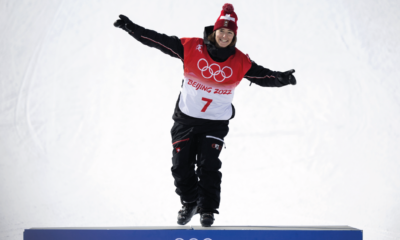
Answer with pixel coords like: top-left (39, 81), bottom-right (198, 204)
top-left (1, 0), bottom-right (400, 239)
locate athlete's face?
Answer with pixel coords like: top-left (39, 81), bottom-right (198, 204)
top-left (215, 28), bottom-right (234, 48)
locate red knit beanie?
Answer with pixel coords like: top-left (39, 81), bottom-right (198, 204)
top-left (213, 3), bottom-right (238, 35)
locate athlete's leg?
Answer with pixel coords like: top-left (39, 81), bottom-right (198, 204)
top-left (196, 123), bottom-right (229, 213)
top-left (170, 122), bottom-right (199, 203)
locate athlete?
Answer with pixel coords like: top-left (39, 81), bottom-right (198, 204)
top-left (114, 3), bottom-right (296, 227)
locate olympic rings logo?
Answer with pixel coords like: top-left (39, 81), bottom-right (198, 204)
top-left (175, 238), bottom-right (212, 240)
top-left (197, 58), bottom-right (233, 82)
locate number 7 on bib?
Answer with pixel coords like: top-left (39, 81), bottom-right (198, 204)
top-left (201, 97), bottom-right (213, 112)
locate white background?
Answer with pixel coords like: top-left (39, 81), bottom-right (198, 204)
top-left (1, 0), bottom-right (399, 239)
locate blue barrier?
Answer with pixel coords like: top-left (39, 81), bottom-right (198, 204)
top-left (24, 226), bottom-right (362, 240)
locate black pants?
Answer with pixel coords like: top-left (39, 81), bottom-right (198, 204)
top-left (170, 121), bottom-right (229, 213)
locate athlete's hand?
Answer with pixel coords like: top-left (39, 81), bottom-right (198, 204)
top-left (277, 69), bottom-right (296, 85)
top-left (114, 15), bottom-right (135, 33)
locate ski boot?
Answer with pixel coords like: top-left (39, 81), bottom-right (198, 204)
top-left (200, 212), bottom-right (214, 227)
top-left (177, 202), bottom-right (198, 225)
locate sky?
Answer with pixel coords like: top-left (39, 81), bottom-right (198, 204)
top-left (1, 0), bottom-right (400, 239)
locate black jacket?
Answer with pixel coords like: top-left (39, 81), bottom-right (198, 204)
top-left (127, 23), bottom-right (287, 125)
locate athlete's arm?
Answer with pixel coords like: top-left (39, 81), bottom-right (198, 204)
top-left (114, 15), bottom-right (184, 61)
top-left (244, 61), bottom-right (286, 87)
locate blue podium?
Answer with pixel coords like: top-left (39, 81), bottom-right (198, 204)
top-left (24, 226), bottom-right (362, 240)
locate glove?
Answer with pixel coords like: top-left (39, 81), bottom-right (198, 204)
top-left (114, 15), bottom-right (136, 33)
top-left (276, 69), bottom-right (296, 85)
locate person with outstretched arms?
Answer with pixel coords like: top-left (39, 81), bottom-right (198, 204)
top-left (114, 3), bottom-right (296, 227)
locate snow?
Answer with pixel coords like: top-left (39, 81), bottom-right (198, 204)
top-left (1, 0), bottom-right (400, 239)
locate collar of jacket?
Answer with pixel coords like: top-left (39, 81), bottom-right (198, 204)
top-left (203, 26), bottom-right (236, 62)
